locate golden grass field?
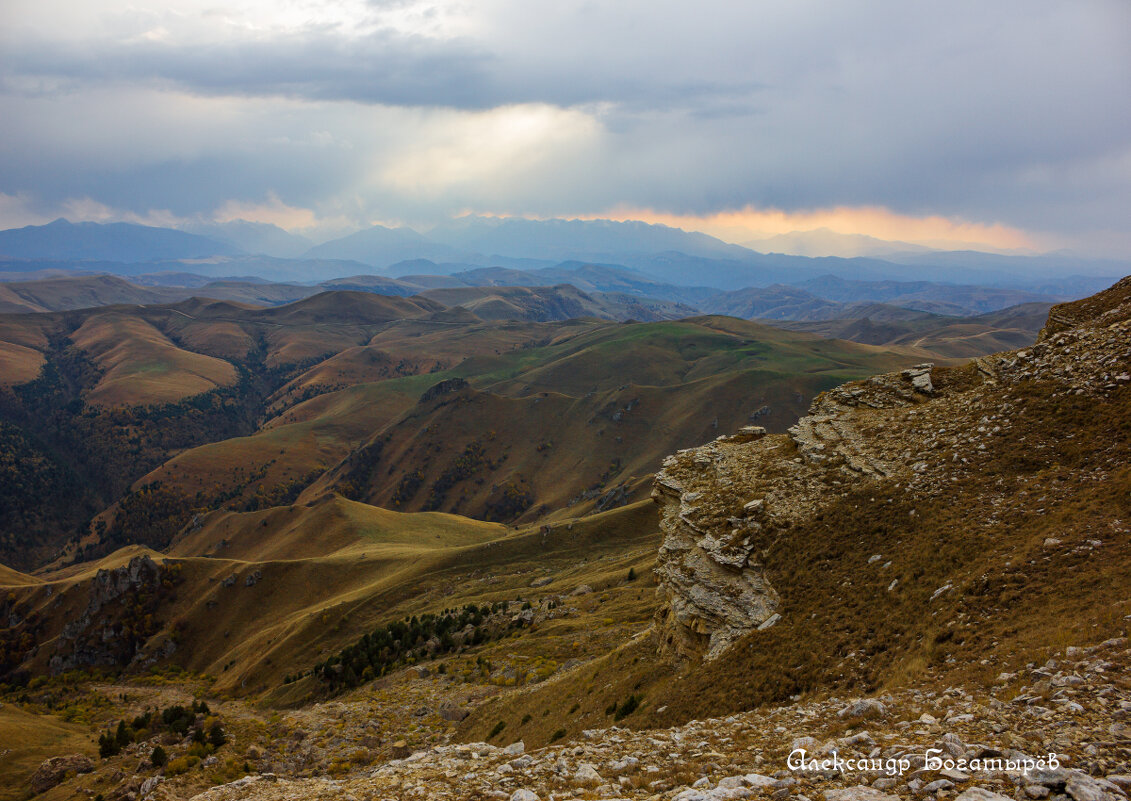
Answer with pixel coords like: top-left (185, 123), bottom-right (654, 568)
top-left (70, 313), bottom-right (240, 407)
top-left (0, 703), bottom-right (96, 800)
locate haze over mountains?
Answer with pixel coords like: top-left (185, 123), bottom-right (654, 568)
top-left (1, 217), bottom-right (1126, 293)
top-left (2, 215), bottom-right (1121, 371)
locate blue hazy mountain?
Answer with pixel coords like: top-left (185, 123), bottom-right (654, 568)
top-left (303, 225), bottom-right (472, 269)
top-left (0, 219), bottom-right (240, 262)
top-left (179, 220), bottom-right (312, 259)
top-left (0, 218), bottom-right (1125, 297)
top-left (424, 216), bottom-right (753, 261)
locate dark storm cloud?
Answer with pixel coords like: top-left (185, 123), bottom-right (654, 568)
top-left (0, 20), bottom-right (764, 113)
top-left (0, 0), bottom-right (1128, 253)
top-left (3, 29), bottom-right (500, 108)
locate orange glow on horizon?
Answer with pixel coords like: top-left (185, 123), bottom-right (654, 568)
top-left (572, 205), bottom-right (1046, 253)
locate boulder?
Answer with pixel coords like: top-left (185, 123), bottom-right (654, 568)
top-left (744, 773), bottom-right (778, 788)
top-left (29, 754), bottom-right (94, 794)
top-left (1066, 775), bottom-right (1124, 801)
top-left (837, 699), bottom-right (887, 720)
top-left (825, 787), bottom-right (900, 801)
top-left (956, 789), bottom-right (1017, 801)
top-left (573, 763), bottom-right (603, 786)
top-left (439, 705), bottom-right (469, 722)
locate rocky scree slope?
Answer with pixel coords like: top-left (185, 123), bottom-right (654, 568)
top-left (172, 637), bottom-right (1131, 801)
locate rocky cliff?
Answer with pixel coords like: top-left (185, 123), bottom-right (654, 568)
top-left (48, 554), bottom-right (180, 673)
top-left (654, 276), bottom-right (1131, 662)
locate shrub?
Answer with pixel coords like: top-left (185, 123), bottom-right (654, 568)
top-left (550, 728), bottom-right (566, 742)
top-left (613, 694), bottom-right (641, 720)
top-left (488, 721), bottom-right (506, 739)
top-left (165, 755), bottom-right (199, 776)
top-left (150, 746), bottom-right (167, 767)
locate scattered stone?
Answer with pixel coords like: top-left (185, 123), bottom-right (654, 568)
top-left (825, 786), bottom-right (900, 801)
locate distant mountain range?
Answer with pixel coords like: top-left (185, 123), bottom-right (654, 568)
top-left (0, 218), bottom-right (1126, 298)
top-left (179, 220), bottom-right (313, 258)
top-left (742, 228), bottom-right (936, 258)
top-left (0, 218), bottom-right (243, 261)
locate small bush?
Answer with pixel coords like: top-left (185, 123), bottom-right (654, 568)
top-left (488, 721), bottom-right (506, 739)
top-left (549, 728), bottom-right (566, 742)
top-left (150, 746), bottom-right (167, 767)
top-left (613, 693), bottom-right (641, 720)
top-left (166, 755), bottom-right (199, 776)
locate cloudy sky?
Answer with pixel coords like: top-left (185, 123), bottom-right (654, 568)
top-left (1, 0), bottom-right (1128, 254)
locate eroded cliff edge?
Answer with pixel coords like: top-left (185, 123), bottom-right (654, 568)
top-left (654, 276), bottom-right (1131, 662)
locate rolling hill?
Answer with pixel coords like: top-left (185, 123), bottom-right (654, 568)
top-left (767, 302), bottom-right (1053, 358)
top-left (0, 279), bottom-right (1126, 801)
top-left (415, 284), bottom-right (698, 322)
top-left (0, 290), bottom-right (925, 570)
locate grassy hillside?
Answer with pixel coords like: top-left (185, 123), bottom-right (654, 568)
top-left (0, 293), bottom-right (462, 568)
top-left (70, 312), bottom-right (239, 407)
top-left (0, 702), bottom-right (96, 800)
top-left (417, 284), bottom-right (696, 322)
top-left (768, 301), bottom-right (1050, 358)
top-left (1, 496), bottom-right (661, 700)
top-left (109, 315), bottom-right (919, 550)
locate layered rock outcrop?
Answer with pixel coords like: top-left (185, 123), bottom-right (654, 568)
top-left (654, 276), bottom-right (1131, 661)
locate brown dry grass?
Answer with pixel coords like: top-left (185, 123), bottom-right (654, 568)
top-left (0, 340), bottom-right (45, 387)
top-left (0, 702), bottom-right (96, 801)
top-left (70, 313), bottom-right (237, 407)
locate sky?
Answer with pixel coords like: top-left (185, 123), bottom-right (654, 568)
top-left (0, 0), bottom-right (1129, 255)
